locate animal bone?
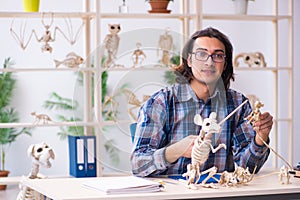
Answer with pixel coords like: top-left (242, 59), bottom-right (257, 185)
top-left (17, 142), bottom-right (54, 200)
top-left (183, 100), bottom-right (248, 189)
top-left (103, 24), bottom-right (121, 68)
top-left (31, 112), bottom-right (52, 124)
top-left (54, 52), bottom-right (84, 68)
top-left (234, 52), bottom-right (266, 67)
top-left (10, 13), bottom-right (83, 53)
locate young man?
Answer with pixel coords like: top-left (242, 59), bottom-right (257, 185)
top-left (130, 27), bottom-right (273, 177)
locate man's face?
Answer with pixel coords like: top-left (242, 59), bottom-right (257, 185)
top-left (187, 37), bottom-right (226, 86)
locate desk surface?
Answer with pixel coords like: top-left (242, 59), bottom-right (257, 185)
top-left (21, 170), bottom-right (300, 200)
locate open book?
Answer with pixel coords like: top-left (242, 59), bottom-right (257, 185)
top-left (82, 176), bottom-right (163, 195)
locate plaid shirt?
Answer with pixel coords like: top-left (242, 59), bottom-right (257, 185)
top-left (130, 83), bottom-right (270, 177)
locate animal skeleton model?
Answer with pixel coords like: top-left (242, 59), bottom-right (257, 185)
top-left (232, 166), bottom-right (256, 184)
top-left (244, 100), bottom-right (295, 183)
top-left (54, 52), bottom-right (84, 68)
top-left (103, 24), bottom-right (121, 68)
top-left (182, 100), bottom-right (249, 189)
top-left (279, 165), bottom-right (291, 184)
top-left (218, 166), bottom-right (256, 187)
top-left (234, 52), bottom-right (267, 68)
top-left (122, 89), bottom-right (150, 121)
top-left (17, 142), bottom-right (55, 200)
top-left (157, 27), bottom-right (173, 66)
top-left (131, 42), bottom-right (146, 67)
top-left (246, 94), bottom-right (260, 110)
top-left (10, 12), bottom-right (83, 53)
top-left (218, 171), bottom-right (238, 187)
top-left (31, 112), bottom-right (53, 124)
top-left (244, 101), bottom-right (264, 125)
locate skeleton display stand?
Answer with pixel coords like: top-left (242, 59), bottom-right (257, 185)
top-left (17, 142), bottom-right (55, 200)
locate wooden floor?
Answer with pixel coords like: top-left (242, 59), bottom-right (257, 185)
top-left (0, 185), bottom-right (19, 200)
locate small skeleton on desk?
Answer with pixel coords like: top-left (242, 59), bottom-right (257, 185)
top-left (182, 112), bottom-right (225, 189)
top-left (279, 165), bottom-right (291, 184)
top-left (182, 100), bottom-right (248, 189)
top-left (17, 142), bottom-right (55, 200)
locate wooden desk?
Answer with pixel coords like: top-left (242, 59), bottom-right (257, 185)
top-left (21, 171), bottom-right (300, 200)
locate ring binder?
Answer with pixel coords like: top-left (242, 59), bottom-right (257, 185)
top-left (68, 135), bottom-right (97, 177)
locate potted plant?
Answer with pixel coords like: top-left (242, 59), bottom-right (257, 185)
top-left (0, 58), bottom-right (32, 190)
top-left (146, 0), bottom-right (173, 13)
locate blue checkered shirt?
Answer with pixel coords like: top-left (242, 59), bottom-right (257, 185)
top-left (130, 83), bottom-right (270, 177)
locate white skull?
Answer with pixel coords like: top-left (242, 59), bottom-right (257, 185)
top-left (27, 142), bottom-right (55, 168)
top-left (194, 112), bottom-right (221, 133)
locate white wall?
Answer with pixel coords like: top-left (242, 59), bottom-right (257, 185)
top-left (0, 0), bottom-right (299, 177)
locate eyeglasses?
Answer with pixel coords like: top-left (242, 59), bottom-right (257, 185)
top-left (191, 51), bottom-right (226, 63)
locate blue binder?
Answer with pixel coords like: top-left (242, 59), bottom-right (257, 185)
top-left (68, 135), bottom-right (97, 177)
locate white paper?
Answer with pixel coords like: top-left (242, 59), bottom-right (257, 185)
top-left (82, 176), bottom-right (162, 194)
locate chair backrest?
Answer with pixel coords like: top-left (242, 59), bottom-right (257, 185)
top-left (129, 123), bottom-right (137, 143)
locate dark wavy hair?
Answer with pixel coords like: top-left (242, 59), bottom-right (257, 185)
top-left (175, 27), bottom-right (234, 90)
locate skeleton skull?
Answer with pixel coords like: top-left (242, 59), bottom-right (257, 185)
top-left (194, 112), bottom-right (221, 133)
top-left (234, 52), bottom-right (266, 68)
top-left (27, 142), bottom-right (55, 168)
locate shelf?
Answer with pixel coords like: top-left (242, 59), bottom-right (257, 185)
top-left (0, 121), bottom-right (98, 129)
top-left (0, 67), bottom-right (96, 73)
top-left (203, 14), bottom-right (292, 21)
top-left (98, 13), bottom-right (196, 19)
top-left (233, 67), bottom-right (293, 72)
top-left (0, 12), bottom-right (292, 22)
top-left (0, 176), bottom-right (21, 185)
top-left (0, 12), bottom-right (196, 20)
top-left (0, 11), bottom-right (93, 19)
top-left (101, 65), bottom-right (172, 72)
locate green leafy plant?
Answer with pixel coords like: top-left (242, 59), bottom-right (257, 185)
top-left (164, 53), bottom-right (180, 85)
top-left (0, 58), bottom-right (31, 171)
top-left (43, 92), bottom-right (83, 140)
top-left (43, 58), bottom-right (120, 164)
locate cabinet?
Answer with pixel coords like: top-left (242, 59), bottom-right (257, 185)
top-left (0, 0), bottom-right (294, 184)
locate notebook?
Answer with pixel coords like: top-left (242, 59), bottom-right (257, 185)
top-left (82, 176), bottom-right (163, 195)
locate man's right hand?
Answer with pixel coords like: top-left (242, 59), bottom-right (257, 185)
top-left (165, 135), bottom-right (198, 163)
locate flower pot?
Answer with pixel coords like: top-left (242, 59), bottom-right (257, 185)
top-left (0, 170), bottom-right (10, 190)
top-left (233, 0), bottom-right (248, 15)
top-left (148, 0), bottom-right (171, 14)
top-left (22, 0), bottom-right (40, 12)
